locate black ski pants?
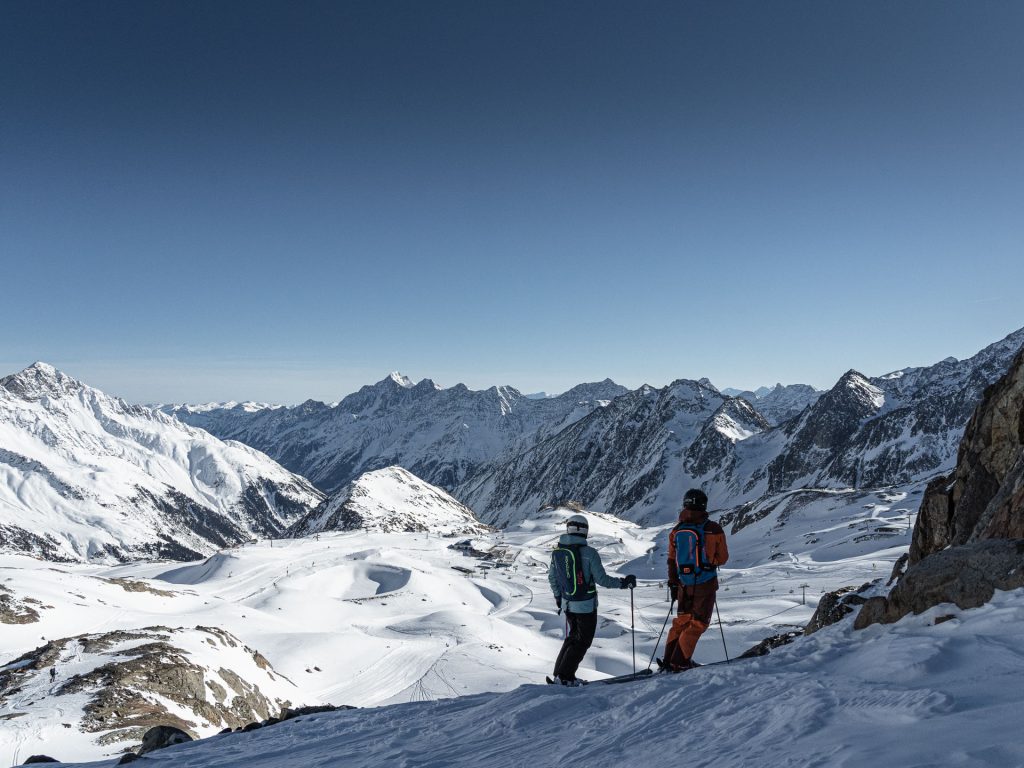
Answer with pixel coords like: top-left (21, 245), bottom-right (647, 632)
top-left (553, 610), bottom-right (597, 681)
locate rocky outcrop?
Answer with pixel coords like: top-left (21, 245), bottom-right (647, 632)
top-left (899, 347), bottom-right (1024, 564)
top-left (855, 539), bottom-right (1024, 628)
top-left (0, 584), bottom-right (41, 624)
top-left (950, 347), bottom-right (1024, 543)
top-left (857, 347), bottom-right (1024, 628)
top-left (138, 725), bottom-right (193, 755)
top-left (0, 626), bottom-right (300, 753)
top-left (908, 473), bottom-right (955, 564)
top-left (804, 584), bottom-right (872, 634)
top-left (737, 631), bottom-right (803, 658)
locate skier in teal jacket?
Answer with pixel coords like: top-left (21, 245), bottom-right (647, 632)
top-left (548, 514), bottom-right (635, 685)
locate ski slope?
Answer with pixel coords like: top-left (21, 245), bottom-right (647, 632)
top-left (0, 507), bottom-right (898, 764)
top-left (32, 587), bottom-right (1024, 768)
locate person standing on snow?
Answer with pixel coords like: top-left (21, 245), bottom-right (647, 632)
top-left (661, 488), bottom-right (729, 672)
top-left (548, 514), bottom-right (636, 686)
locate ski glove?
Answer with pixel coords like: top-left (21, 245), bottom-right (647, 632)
top-left (669, 583), bottom-right (679, 602)
top-left (555, 596), bottom-right (562, 615)
top-left (620, 575), bottom-right (637, 589)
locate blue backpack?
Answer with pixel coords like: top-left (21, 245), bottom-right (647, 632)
top-left (552, 544), bottom-right (596, 602)
top-left (674, 522), bottom-right (717, 586)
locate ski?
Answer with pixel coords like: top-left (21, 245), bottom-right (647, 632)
top-left (597, 668), bottom-right (654, 685)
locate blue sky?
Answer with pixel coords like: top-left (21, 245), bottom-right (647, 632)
top-left (2, 1), bottom-right (1022, 403)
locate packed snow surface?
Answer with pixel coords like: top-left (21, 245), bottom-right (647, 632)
top-left (22, 587), bottom-right (1024, 768)
top-left (0, 505), bottom-right (903, 765)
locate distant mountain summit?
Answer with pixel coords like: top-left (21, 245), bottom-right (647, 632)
top-left (287, 466), bottom-right (486, 537)
top-left (722, 383), bottom-right (822, 425)
top-left (0, 363), bottom-right (323, 562)
top-left (165, 374), bottom-right (629, 495)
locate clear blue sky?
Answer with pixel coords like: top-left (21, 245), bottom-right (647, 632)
top-left (2, 1), bottom-right (1022, 404)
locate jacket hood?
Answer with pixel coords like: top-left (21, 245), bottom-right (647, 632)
top-left (558, 533), bottom-right (589, 546)
top-left (679, 508), bottom-right (709, 525)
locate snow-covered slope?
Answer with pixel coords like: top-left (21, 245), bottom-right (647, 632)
top-left (1, 498), bottom-right (906, 765)
top-left (29, 582), bottom-right (1024, 767)
top-left (0, 363), bottom-right (323, 562)
top-left (163, 375), bottom-right (629, 494)
top-left (287, 466), bottom-right (488, 536)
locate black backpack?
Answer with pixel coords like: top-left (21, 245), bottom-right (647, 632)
top-left (552, 543), bottom-right (596, 602)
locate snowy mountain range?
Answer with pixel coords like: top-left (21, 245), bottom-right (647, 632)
top-left (162, 374), bottom-right (629, 494)
top-left (465, 328), bottom-right (1024, 526)
top-left (0, 363), bottom-right (323, 563)
top-left (161, 328), bottom-right (1024, 533)
top-left (3, 332), bottom-right (1023, 764)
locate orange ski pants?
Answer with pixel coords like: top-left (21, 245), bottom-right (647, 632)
top-left (664, 581), bottom-right (716, 666)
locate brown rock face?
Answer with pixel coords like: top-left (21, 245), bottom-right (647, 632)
top-left (908, 474), bottom-right (954, 565)
top-left (854, 539), bottom-right (1024, 629)
top-left (0, 627), bottom-right (295, 752)
top-left (804, 585), bottom-right (871, 635)
top-left (0, 585), bottom-right (40, 624)
top-left (860, 348), bottom-right (1024, 628)
top-left (951, 347), bottom-right (1024, 544)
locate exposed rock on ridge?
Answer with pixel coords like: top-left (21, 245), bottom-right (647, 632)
top-left (856, 347), bottom-right (1024, 628)
top-left (0, 626), bottom-right (301, 753)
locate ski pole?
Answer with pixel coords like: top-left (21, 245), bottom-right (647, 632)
top-left (715, 600), bottom-right (730, 663)
top-left (647, 598), bottom-right (675, 670)
top-left (630, 585), bottom-right (636, 677)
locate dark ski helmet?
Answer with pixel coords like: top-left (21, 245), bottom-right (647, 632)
top-left (565, 514), bottom-right (589, 536)
top-left (683, 488), bottom-right (708, 512)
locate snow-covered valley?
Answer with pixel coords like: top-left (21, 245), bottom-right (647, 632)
top-left (2, 501), bottom-right (906, 766)
top-left (44, 585), bottom-right (1024, 768)
top-left (2, 329), bottom-right (1023, 767)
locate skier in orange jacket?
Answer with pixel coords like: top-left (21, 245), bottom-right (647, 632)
top-left (662, 488), bottom-right (728, 671)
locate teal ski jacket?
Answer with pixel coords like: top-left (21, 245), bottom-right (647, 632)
top-left (547, 533), bottom-right (623, 614)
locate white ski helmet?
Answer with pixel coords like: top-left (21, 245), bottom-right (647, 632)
top-left (566, 514), bottom-right (589, 536)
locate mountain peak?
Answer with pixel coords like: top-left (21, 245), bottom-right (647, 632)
top-left (387, 372), bottom-right (415, 388)
top-left (831, 369), bottom-right (885, 411)
top-left (26, 361), bottom-right (58, 376)
top-left (1, 361), bottom-right (85, 401)
top-left (287, 466), bottom-right (486, 536)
